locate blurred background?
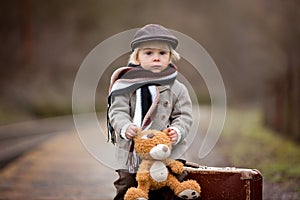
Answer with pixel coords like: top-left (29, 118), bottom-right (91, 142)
top-left (0, 0), bottom-right (299, 198)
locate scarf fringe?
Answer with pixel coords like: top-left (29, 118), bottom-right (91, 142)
top-left (126, 141), bottom-right (139, 173)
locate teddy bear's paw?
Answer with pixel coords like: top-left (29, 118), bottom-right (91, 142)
top-left (124, 187), bottom-right (148, 200)
top-left (178, 189), bottom-right (200, 199)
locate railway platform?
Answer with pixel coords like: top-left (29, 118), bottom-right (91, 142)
top-left (0, 130), bottom-right (117, 200)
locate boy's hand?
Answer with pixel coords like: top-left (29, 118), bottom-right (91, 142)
top-left (125, 124), bottom-right (138, 139)
top-left (166, 128), bottom-right (178, 144)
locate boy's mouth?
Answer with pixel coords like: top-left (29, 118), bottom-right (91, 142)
top-left (151, 65), bottom-right (163, 68)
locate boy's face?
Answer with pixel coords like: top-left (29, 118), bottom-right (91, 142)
top-left (137, 48), bottom-right (171, 73)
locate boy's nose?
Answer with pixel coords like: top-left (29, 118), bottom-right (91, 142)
top-left (153, 56), bottom-right (160, 62)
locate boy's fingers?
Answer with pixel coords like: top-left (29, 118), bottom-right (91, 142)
top-left (168, 130), bottom-right (175, 136)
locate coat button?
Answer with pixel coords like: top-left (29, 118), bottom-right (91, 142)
top-left (161, 115), bottom-right (166, 120)
top-left (164, 101), bottom-right (169, 107)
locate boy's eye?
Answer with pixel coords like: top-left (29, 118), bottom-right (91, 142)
top-left (160, 51), bottom-right (167, 55)
top-left (145, 51), bottom-right (152, 55)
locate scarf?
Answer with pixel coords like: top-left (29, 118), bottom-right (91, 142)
top-left (107, 64), bottom-right (177, 172)
top-left (107, 64), bottom-right (177, 144)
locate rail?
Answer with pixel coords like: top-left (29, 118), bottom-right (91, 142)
top-left (0, 116), bottom-right (74, 168)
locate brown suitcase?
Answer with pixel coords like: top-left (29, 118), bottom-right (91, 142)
top-left (183, 162), bottom-right (263, 200)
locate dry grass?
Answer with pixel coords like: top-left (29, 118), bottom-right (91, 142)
top-left (220, 107), bottom-right (300, 186)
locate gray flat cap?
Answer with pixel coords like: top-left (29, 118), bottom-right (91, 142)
top-left (131, 24), bottom-right (178, 50)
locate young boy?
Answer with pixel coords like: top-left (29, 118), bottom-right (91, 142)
top-left (107, 24), bottom-right (193, 200)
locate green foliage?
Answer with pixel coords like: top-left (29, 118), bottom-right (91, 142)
top-left (28, 101), bottom-right (72, 118)
top-left (222, 108), bottom-right (300, 183)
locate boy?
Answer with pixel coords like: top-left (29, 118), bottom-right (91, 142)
top-left (107, 24), bottom-right (193, 200)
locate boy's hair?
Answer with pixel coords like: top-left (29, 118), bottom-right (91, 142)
top-left (128, 46), bottom-right (181, 65)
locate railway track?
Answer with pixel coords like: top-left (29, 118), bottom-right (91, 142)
top-left (0, 116), bottom-right (75, 169)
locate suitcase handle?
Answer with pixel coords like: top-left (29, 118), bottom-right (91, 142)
top-left (184, 161), bottom-right (207, 169)
top-left (176, 159), bottom-right (206, 169)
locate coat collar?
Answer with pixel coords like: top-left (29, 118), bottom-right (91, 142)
top-left (157, 85), bottom-right (170, 92)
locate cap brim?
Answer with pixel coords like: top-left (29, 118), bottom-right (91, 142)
top-left (131, 37), bottom-right (178, 50)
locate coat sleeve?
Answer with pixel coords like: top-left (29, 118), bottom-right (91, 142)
top-left (170, 81), bottom-right (193, 140)
top-left (108, 93), bottom-right (135, 139)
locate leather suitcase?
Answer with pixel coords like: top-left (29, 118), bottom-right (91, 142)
top-left (183, 162), bottom-right (263, 200)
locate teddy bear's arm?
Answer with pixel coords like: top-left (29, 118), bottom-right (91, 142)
top-left (165, 159), bottom-right (184, 174)
top-left (136, 160), bottom-right (152, 183)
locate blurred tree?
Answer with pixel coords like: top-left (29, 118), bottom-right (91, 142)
top-left (0, 0), bottom-right (299, 128)
top-left (20, 0), bottom-right (33, 68)
top-left (263, 0), bottom-right (300, 141)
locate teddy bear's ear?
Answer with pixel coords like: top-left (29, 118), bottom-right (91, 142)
top-left (162, 129), bottom-right (171, 138)
top-left (136, 128), bottom-right (142, 134)
top-left (135, 128), bottom-right (143, 138)
top-left (162, 129), bottom-right (169, 135)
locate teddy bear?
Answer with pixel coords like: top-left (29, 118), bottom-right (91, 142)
top-left (124, 129), bottom-right (201, 200)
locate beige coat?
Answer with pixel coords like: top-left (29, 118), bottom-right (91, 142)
top-left (108, 80), bottom-right (193, 170)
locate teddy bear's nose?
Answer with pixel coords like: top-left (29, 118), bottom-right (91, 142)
top-left (147, 133), bottom-right (155, 139)
top-left (162, 146), bottom-right (168, 152)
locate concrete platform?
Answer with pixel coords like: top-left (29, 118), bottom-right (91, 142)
top-left (0, 131), bottom-right (117, 200)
